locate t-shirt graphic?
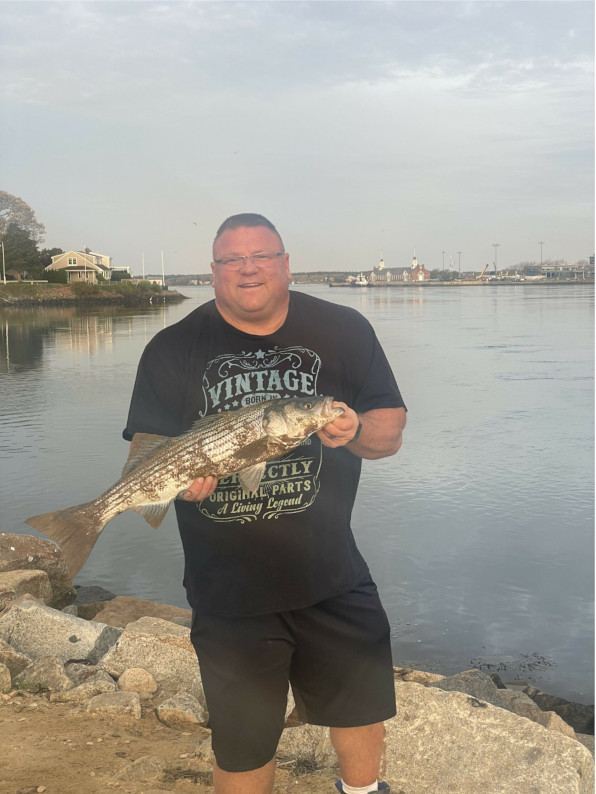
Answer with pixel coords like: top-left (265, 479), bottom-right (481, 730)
top-left (197, 345), bottom-right (323, 523)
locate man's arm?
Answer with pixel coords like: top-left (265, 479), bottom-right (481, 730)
top-left (317, 403), bottom-right (406, 460)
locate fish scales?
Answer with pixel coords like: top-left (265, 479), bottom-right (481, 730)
top-left (26, 396), bottom-right (343, 577)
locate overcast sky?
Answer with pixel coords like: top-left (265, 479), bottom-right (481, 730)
top-left (1, 1), bottom-right (593, 275)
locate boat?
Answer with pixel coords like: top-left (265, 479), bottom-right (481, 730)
top-left (351, 272), bottom-right (368, 287)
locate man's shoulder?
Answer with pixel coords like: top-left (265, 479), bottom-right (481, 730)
top-left (149, 299), bottom-right (215, 346)
top-left (290, 290), bottom-right (368, 323)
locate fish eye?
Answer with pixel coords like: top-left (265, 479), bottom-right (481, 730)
top-left (303, 402), bottom-right (312, 409)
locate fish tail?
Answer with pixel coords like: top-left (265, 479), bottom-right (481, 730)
top-left (25, 501), bottom-right (104, 578)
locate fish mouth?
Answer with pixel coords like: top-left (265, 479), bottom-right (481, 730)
top-left (321, 396), bottom-right (344, 419)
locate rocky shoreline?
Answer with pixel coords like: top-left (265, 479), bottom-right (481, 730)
top-left (0, 531), bottom-right (594, 794)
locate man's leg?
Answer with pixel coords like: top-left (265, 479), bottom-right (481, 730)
top-left (330, 722), bottom-right (385, 787)
top-left (213, 758), bottom-right (276, 794)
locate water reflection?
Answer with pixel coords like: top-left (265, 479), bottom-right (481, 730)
top-left (0, 285), bottom-right (593, 703)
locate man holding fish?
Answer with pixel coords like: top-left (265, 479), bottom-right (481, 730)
top-left (124, 214), bottom-right (407, 794)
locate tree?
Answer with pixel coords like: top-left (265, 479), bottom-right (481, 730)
top-left (39, 247), bottom-right (64, 268)
top-left (1, 222), bottom-right (40, 278)
top-left (0, 191), bottom-right (45, 243)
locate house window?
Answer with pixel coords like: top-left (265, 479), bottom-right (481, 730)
top-left (68, 257), bottom-right (77, 265)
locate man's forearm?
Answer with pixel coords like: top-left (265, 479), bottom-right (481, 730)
top-left (347, 406), bottom-right (406, 460)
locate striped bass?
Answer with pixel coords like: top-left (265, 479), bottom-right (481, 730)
top-left (26, 396), bottom-right (343, 577)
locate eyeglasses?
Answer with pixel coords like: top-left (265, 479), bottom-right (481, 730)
top-left (213, 251), bottom-right (286, 270)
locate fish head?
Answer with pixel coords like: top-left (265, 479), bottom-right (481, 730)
top-left (262, 396), bottom-right (344, 446)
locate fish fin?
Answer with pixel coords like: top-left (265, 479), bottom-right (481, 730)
top-left (130, 500), bottom-right (172, 530)
top-left (122, 433), bottom-right (170, 477)
top-left (26, 501), bottom-right (102, 579)
top-left (238, 462), bottom-right (267, 494)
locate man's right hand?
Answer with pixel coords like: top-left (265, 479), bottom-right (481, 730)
top-left (180, 476), bottom-right (219, 502)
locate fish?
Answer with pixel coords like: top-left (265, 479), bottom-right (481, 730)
top-left (26, 396), bottom-right (343, 578)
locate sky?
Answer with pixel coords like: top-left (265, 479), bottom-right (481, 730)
top-left (1, 1), bottom-right (594, 275)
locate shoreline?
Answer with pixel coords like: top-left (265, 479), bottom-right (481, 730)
top-left (0, 283), bottom-right (188, 307)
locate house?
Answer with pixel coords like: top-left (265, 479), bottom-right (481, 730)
top-left (45, 249), bottom-right (113, 284)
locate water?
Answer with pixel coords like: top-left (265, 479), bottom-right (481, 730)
top-left (0, 284), bottom-right (593, 704)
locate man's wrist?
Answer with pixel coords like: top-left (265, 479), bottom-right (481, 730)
top-left (350, 420), bottom-right (363, 443)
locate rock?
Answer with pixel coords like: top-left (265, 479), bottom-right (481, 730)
top-left (87, 690), bottom-right (141, 719)
top-left (0, 661), bottom-right (11, 693)
top-left (0, 637), bottom-right (31, 677)
top-left (13, 656), bottom-right (74, 692)
top-left (156, 692), bottom-right (206, 729)
top-left (393, 666), bottom-right (445, 684)
top-left (100, 617), bottom-right (204, 702)
top-left (111, 755), bottom-right (166, 782)
top-left (73, 584), bottom-right (117, 605)
top-left (428, 668), bottom-right (513, 711)
top-left (61, 605), bottom-right (78, 616)
top-left (0, 599), bottom-right (121, 664)
top-left (499, 689), bottom-right (576, 738)
top-left (117, 667), bottom-right (158, 694)
top-left (0, 532), bottom-right (75, 608)
top-left (50, 670), bottom-right (116, 703)
top-left (0, 570), bottom-right (52, 610)
top-left (577, 734), bottom-right (595, 756)
top-left (524, 686), bottom-right (595, 735)
top-left (81, 595), bottom-right (192, 628)
top-left (63, 660), bottom-right (99, 685)
top-left (276, 723), bottom-right (336, 768)
top-left (385, 681), bottom-right (594, 793)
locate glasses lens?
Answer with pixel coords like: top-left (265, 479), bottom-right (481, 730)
top-left (216, 252), bottom-right (283, 268)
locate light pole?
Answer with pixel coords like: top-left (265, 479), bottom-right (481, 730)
top-left (538, 241), bottom-right (544, 271)
top-left (442, 251), bottom-right (446, 279)
top-left (492, 243), bottom-right (500, 275)
top-left (458, 251), bottom-right (462, 276)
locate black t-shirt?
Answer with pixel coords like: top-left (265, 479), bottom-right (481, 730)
top-left (123, 291), bottom-right (405, 617)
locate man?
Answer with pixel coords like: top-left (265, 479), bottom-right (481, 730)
top-left (124, 214), bottom-right (407, 794)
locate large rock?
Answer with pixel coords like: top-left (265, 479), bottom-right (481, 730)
top-left (0, 599), bottom-right (121, 664)
top-left (0, 532), bottom-right (75, 607)
top-left (525, 686), bottom-right (595, 735)
top-left (385, 682), bottom-right (594, 793)
top-left (156, 692), bottom-right (207, 729)
top-left (85, 596), bottom-right (192, 628)
top-left (499, 689), bottom-right (576, 738)
top-left (87, 690), bottom-right (142, 719)
top-left (0, 637), bottom-right (31, 677)
top-left (277, 723), bottom-right (336, 768)
top-left (50, 670), bottom-right (117, 703)
top-left (428, 668), bottom-right (512, 711)
top-left (100, 616), bottom-right (203, 702)
top-left (0, 569), bottom-right (52, 610)
top-left (13, 656), bottom-right (74, 692)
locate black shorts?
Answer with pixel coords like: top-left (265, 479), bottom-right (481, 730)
top-left (189, 579), bottom-right (396, 773)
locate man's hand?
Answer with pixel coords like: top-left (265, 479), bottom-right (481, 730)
top-left (180, 475), bottom-right (219, 502)
top-left (317, 402), bottom-right (360, 449)
top-left (318, 403), bottom-right (406, 460)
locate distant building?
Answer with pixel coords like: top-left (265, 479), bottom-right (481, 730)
top-left (368, 254), bottom-right (430, 283)
top-left (540, 263), bottom-right (594, 280)
top-left (45, 249), bottom-right (113, 284)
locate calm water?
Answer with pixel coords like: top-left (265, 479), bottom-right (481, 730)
top-left (0, 284), bottom-right (593, 703)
